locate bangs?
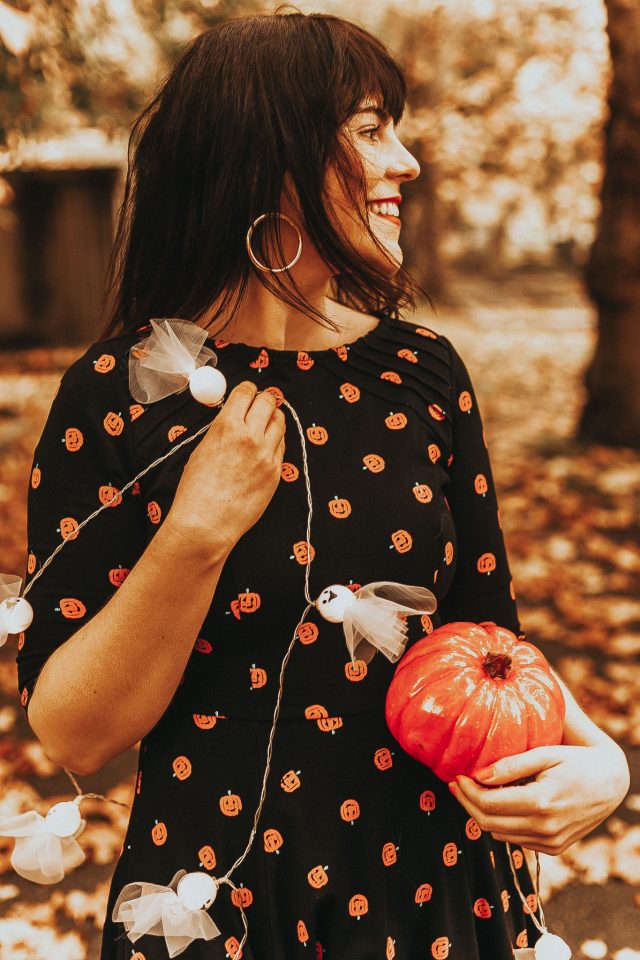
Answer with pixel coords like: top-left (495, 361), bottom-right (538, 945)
top-left (335, 23), bottom-right (407, 127)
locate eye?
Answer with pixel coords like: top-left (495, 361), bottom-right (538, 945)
top-left (361, 125), bottom-right (381, 141)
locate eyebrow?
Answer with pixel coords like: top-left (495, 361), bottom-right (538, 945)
top-left (354, 106), bottom-right (391, 122)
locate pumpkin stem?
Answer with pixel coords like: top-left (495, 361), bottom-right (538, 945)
top-left (483, 651), bottom-right (512, 679)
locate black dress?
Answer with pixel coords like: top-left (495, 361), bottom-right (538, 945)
top-left (17, 311), bottom-right (543, 959)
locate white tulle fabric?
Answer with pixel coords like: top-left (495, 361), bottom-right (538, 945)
top-left (0, 810), bottom-right (86, 883)
top-left (344, 581), bottom-right (437, 663)
top-left (128, 317), bottom-right (219, 403)
top-left (0, 573), bottom-right (23, 647)
top-left (112, 869), bottom-right (222, 958)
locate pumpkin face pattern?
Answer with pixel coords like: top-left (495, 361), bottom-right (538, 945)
top-left (198, 844), bottom-right (216, 870)
top-left (390, 529), bottom-right (412, 553)
top-left (231, 886), bottom-right (254, 908)
top-left (31, 465), bottom-right (41, 488)
top-left (94, 353), bottom-right (116, 373)
top-left (328, 496), bottom-right (352, 519)
top-left (297, 920), bottom-right (309, 943)
top-left (307, 865), bottom-right (328, 889)
top-left (151, 821), bottom-right (167, 845)
top-left (340, 799), bottom-right (360, 824)
top-left (249, 349), bottom-right (269, 370)
top-left (220, 792), bottom-right (242, 816)
top-left (380, 370), bottom-right (402, 384)
top-left (250, 665), bottom-right (267, 689)
top-left (146, 500), bottom-right (161, 523)
top-left (413, 482), bottom-right (433, 503)
top-left (511, 849), bottom-right (524, 869)
top-left (306, 423), bottom-right (328, 445)
top-left (59, 517), bottom-right (79, 541)
top-left (397, 348), bottom-right (417, 364)
top-left (100, 484), bottom-right (122, 508)
top-left (420, 790), bottom-right (436, 813)
top-left (442, 842), bottom-right (458, 866)
top-left (473, 898), bottom-right (492, 918)
top-left (477, 552), bottom-right (497, 574)
top-left (103, 411), bottom-right (124, 436)
top-left (281, 461), bottom-right (299, 482)
top-left (428, 403), bottom-right (446, 421)
top-left (386, 937), bottom-right (396, 960)
top-left (381, 842), bottom-right (397, 866)
top-left (172, 755), bottom-right (192, 780)
top-left (362, 453), bottom-right (385, 472)
top-left (296, 621), bottom-right (318, 645)
top-left (168, 424), bottom-right (187, 442)
top-left (280, 769), bottom-right (301, 792)
top-left (465, 817), bottom-right (481, 840)
top-left (385, 411), bottom-right (407, 430)
top-left (459, 390), bottom-right (473, 412)
top-left (344, 659), bottom-right (367, 682)
top-left (58, 598), bottom-right (86, 619)
top-left (291, 540), bottom-right (315, 564)
top-left (428, 443), bottom-right (441, 463)
top-left (129, 402), bottom-right (145, 421)
top-left (474, 473), bottom-right (488, 495)
top-left (230, 590), bottom-right (261, 619)
top-left (348, 894), bottom-right (368, 918)
top-left (415, 882), bottom-right (433, 904)
top-left (516, 930), bottom-right (529, 948)
top-left (64, 427), bottom-right (83, 451)
top-left (431, 937), bottom-right (450, 959)
top-left (108, 566), bottom-right (130, 587)
top-left (340, 382), bottom-right (360, 403)
top-left (193, 713), bottom-right (218, 729)
top-left (374, 748), bottom-right (393, 770)
top-left (225, 936), bottom-right (243, 958)
top-left (264, 828), bottom-right (283, 853)
top-left (297, 352), bottom-right (314, 371)
top-left (501, 889), bottom-right (510, 911)
top-left (524, 893), bottom-right (537, 915)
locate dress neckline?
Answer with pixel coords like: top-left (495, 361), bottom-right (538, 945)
top-left (199, 308), bottom-right (391, 359)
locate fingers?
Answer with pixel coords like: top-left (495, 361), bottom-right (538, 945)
top-left (453, 775), bottom-right (545, 818)
top-left (473, 746), bottom-right (567, 786)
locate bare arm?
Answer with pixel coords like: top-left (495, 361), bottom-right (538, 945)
top-left (26, 520), bottom-right (231, 776)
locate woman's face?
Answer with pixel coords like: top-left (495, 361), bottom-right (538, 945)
top-left (324, 97), bottom-right (421, 274)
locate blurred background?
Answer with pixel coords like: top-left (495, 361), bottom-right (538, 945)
top-left (0, 0), bottom-right (639, 957)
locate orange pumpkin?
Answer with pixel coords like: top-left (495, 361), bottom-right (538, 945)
top-left (340, 382), bottom-right (360, 403)
top-left (344, 659), bottom-right (367, 682)
top-left (21, 687), bottom-right (28, 707)
top-left (94, 353), bottom-right (116, 373)
top-left (230, 590), bottom-right (261, 619)
top-left (31, 465), bottom-right (41, 488)
top-left (380, 370), bottom-right (402, 383)
top-left (147, 500), bottom-right (162, 523)
top-left (198, 844), bottom-right (216, 870)
top-left (444, 541), bottom-right (454, 565)
top-left (264, 386), bottom-right (284, 406)
top-left (59, 517), bottom-right (79, 541)
top-left (348, 894), bottom-right (369, 918)
top-left (397, 348), bottom-right (417, 363)
top-left (316, 715), bottom-right (343, 734)
top-left (501, 889), bottom-right (510, 911)
top-left (297, 621), bottom-right (318, 645)
top-left (297, 352), bottom-right (314, 370)
top-left (516, 930), bottom-right (528, 948)
top-left (465, 817), bottom-right (481, 840)
top-left (386, 937), bottom-right (396, 960)
top-left (374, 747), bottom-right (393, 770)
top-left (307, 864), bottom-right (329, 888)
top-left (151, 821), bottom-right (167, 845)
top-left (305, 704), bottom-right (328, 720)
top-left (220, 791), bottom-right (242, 816)
top-left (415, 882), bottom-right (433, 904)
top-left (306, 423), bottom-right (328, 445)
top-left (281, 462), bottom-right (299, 482)
top-left (416, 327), bottom-right (437, 339)
top-left (103, 411), bottom-right (124, 436)
top-left (17, 631), bottom-right (25, 651)
top-left (524, 893), bottom-right (537, 915)
top-left (340, 799), bottom-right (360, 823)
top-left (193, 713), bottom-right (218, 729)
top-left (65, 427), bottom-right (84, 451)
top-left (427, 443), bottom-right (441, 463)
top-left (421, 614), bottom-right (434, 634)
top-left (477, 552), bottom-right (496, 574)
top-left (458, 390), bottom-right (473, 413)
top-left (172, 755), bottom-right (192, 780)
top-left (381, 842), bottom-right (397, 866)
top-left (474, 898), bottom-right (492, 918)
top-left (419, 790), bottom-right (436, 813)
top-left (390, 529), bottom-right (412, 553)
top-left (333, 344), bottom-right (348, 361)
top-left (108, 566), bottom-right (130, 587)
top-left (129, 403), bottom-right (145, 421)
top-left (231, 885), bottom-right (254, 908)
top-left (385, 411), bottom-right (407, 430)
top-left (250, 665), bottom-right (267, 689)
top-left (512, 849), bottom-right (524, 869)
top-left (168, 424), bottom-right (187, 442)
top-left (225, 936), bottom-right (243, 958)
top-left (442, 842), bottom-right (458, 866)
top-left (474, 473), bottom-right (488, 495)
top-left (130, 953), bottom-right (145, 960)
top-left (297, 920), bottom-right (309, 943)
top-left (264, 828), bottom-right (283, 853)
top-left (428, 403), bottom-right (446, 421)
top-left (431, 937), bottom-right (450, 959)
top-left (58, 598), bottom-right (86, 620)
top-left (100, 484), bottom-right (123, 508)
top-left (328, 496), bottom-right (352, 519)
top-left (362, 453), bottom-right (385, 473)
top-left (249, 348), bottom-right (270, 370)
top-left (194, 637), bottom-right (212, 653)
top-left (280, 769), bottom-right (301, 793)
top-left (292, 540), bottom-right (315, 565)
top-left (413, 483), bottom-right (433, 503)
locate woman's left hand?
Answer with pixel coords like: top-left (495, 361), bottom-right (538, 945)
top-left (448, 741), bottom-right (630, 855)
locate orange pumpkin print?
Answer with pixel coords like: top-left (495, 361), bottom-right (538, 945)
top-left (305, 704), bottom-right (328, 720)
top-left (444, 541), bottom-right (454, 565)
top-left (333, 344), bottom-right (348, 361)
top-left (193, 713), bottom-right (218, 729)
top-left (151, 821), bottom-right (167, 845)
top-left (340, 799), bottom-right (360, 823)
top-left (194, 637), bottom-right (212, 654)
top-left (225, 936), bottom-right (243, 958)
top-left (280, 769), bottom-right (301, 792)
top-left (516, 930), bottom-right (529, 948)
top-left (306, 423), bottom-right (328, 445)
top-left (442, 842), bottom-right (458, 866)
top-left (172, 755), bottom-right (192, 780)
top-left (147, 500), bottom-right (162, 523)
top-left (94, 353), bottom-right (115, 373)
top-left (473, 898), bottom-right (492, 918)
top-left (297, 920), bottom-right (309, 943)
top-left (397, 348), bottom-right (417, 363)
top-left (416, 326), bottom-right (437, 339)
top-left (58, 598), bottom-right (86, 619)
top-left (428, 403), bottom-right (446, 421)
top-left (291, 540), bottom-right (315, 564)
top-left (421, 614), bottom-right (434, 634)
top-left (459, 390), bottom-right (473, 412)
top-left (420, 790), bottom-right (436, 812)
top-left (297, 351), bottom-right (314, 370)
top-left (281, 461), bottom-right (299, 482)
top-left (474, 473), bottom-right (488, 495)
top-left (30, 464), bottom-right (41, 489)
top-left (249, 348), bottom-right (269, 370)
top-left (265, 385), bottom-right (284, 406)
top-left (168, 424), bottom-right (187, 442)
top-left (385, 411), bottom-right (407, 430)
top-left (374, 747), bottom-right (393, 770)
top-left (220, 791), bottom-right (242, 816)
top-left (413, 482), bottom-right (433, 503)
top-left (344, 659), bottom-right (367, 682)
top-left (381, 842), bottom-right (397, 866)
top-left (415, 882), bottom-right (433, 904)
top-left (348, 894), bottom-right (369, 918)
top-left (524, 892), bottom-right (538, 915)
top-left (307, 864), bottom-right (329, 888)
top-left (264, 828), bottom-right (284, 853)
top-left (390, 529), bottom-right (412, 553)
top-left (64, 427), bottom-right (83, 451)
top-left (477, 552), bottom-right (497, 574)
top-left (129, 402), bottom-right (145, 421)
top-left (296, 621), bottom-right (318, 645)
top-left (380, 370), bottom-right (402, 383)
top-left (386, 936), bottom-right (396, 960)
top-left (231, 885), bottom-right (253, 908)
top-left (362, 453), bottom-right (385, 472)
top-left (340, 382), bottom-right (360, 403)
top-left (100, 484), bottom-right (122, 508)
top-left (250, 664), bottom-right (267, 689)
top-left (230, 589), bottom-right (261, 619)
top-left (103, 411), bottom-right (124, 436)
top-left (198, 844), bottom-right (216, 870)
top-left (59, 517), bottom-right (79, 541)
top-left (21, 687), bottom-right (28, 707)
top-left (511, 848), bottom-right (524, 869)
top-left (501, 889), bottom-right (510, 911)
top-left (431, 937), bottom-right (450, 959)
top-left (316, 715), bottom-right (343, 734)
top-left (328, 495), bottom-right (352, 519)
top-left (428, 443), bottom-right (441, 463)
top-left (465, 817), bottom-right (481, 840)
top-left (108, 566), bottom-right (130, 587)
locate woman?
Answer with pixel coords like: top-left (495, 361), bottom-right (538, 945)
top-left (17, 10), bottom-right (629, 959)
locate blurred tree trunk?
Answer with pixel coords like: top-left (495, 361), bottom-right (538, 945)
top-left (578, 0), bottom-right (640, 448)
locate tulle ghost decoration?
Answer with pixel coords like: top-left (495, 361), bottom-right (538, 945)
top-left (0, 798), bottom-right (86, 883)
top-left (128, 317), bottom-right (227, 406)
top-left (316, 581), bottom-right (438, 664)
top-left (0, 574), bottom-right (32, 647)
top-left (112, 868), bottom-right (222, 958)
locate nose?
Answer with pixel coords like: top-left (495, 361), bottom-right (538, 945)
top-left (388, 140), bottom-right (421, 183)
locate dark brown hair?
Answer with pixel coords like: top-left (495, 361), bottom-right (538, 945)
top-left (99, 8), bottom-right (433, 342)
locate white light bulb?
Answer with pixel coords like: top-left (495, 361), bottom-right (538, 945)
top-left (535, 932), bottom-right (572, 960)
top-left (316, 584), bottom-right (357, 624)
top-left (0, 596), bottom-right (33, 634)
top-left (188, 366), bottom-right (226, 406)
top-left (176, 871), bottom-right (218, 911)
top-left (45, 801), bottom-right (83, 838)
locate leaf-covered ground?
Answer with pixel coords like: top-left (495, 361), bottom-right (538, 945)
top-left (0, 270), bottom-right (638, 958)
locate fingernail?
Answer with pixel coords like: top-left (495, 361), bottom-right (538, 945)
top-left (474, 766), bottom-right (495, 781)
top-left (448, 781), bottom-right (456, 794)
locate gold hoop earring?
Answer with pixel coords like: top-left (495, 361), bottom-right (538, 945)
top-left (245, 212), bottom-right (303, 273)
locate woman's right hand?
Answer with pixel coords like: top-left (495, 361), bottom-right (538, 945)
top-left (165, 381), bottom-right (286, 554)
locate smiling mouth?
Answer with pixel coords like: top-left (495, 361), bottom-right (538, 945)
top-left (369, 209), bottom-right (401, 226)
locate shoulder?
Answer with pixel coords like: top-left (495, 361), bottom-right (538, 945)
top-left (55, 330), bottom-right (142, 404)
top-left (381, 314), bottom-right (462, 373)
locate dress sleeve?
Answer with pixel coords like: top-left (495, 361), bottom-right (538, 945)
top-left (437, 335), bottom-right (524, 637)
top-left (16, 343), bottom-right (147, 718)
